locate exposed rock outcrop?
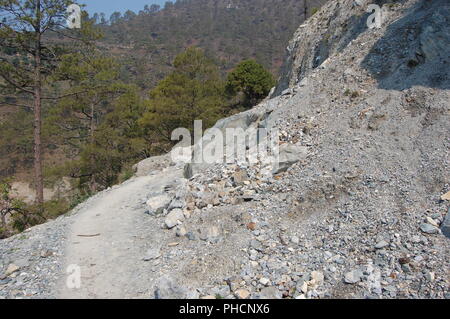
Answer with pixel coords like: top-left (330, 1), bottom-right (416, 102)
top-left (274, 0), bottom-right (450, 95)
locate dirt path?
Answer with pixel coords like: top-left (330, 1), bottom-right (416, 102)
top-left (58, 169), bottom-right (183, 299)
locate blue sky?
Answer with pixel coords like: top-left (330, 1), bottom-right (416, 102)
top-left (78, 0), bottom-right (168, 17)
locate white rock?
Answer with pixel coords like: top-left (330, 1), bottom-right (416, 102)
top-left (300, 281), bottom-right (308, 294)
top-left (147, 194), bottom-right (172, 214)
top-left (176, 226), bottom-right (187, 237)
top-left (165, 209), bottom-right (185, 229)
top-left (5, 264), bottom-right (20, 276)
top-left (259, 277), bottom-right (271, 286)
top-left (309, 271), bottom-right (324, 288)
top-left (425, 217), bottom-right (439, 227)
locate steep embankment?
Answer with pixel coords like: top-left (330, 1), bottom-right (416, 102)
top-left (1, 0), bottom-right (449, 299)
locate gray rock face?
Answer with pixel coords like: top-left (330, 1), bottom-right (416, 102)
top-left (420, 223), bottom-right (439, 235)
top-left (361, 0), bottom-right (450, 90)
top-left (273, 143), bottom-right (308, 174)
top-left (273, 0), bottom-right (364, 96)
top-left (183, 108), bottom-right (275, 179)
top-left (275, 0), bottom-right (450, 96)
top-left (344, 270), bottom-right (363, 284)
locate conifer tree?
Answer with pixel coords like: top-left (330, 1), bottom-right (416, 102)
top-left (140, 47), bottom-right (226, 146)
top-left (0, 0), bottom-right (98, 210)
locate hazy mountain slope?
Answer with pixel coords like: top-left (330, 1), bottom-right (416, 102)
top-left (97, 0), bottom-right (328, 88)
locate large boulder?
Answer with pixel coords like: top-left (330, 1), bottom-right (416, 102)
top-left (272, 143), bottom-right (309, 174)
top-left (183, 108), bottom-right (275, 179)
top-left (146, 194), bottom-right (172, 216)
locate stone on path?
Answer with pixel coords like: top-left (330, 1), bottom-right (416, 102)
top-left (420, 223), bottom-right (439, 234)
top-left (165, 209), bottom-right (185, 229)
top-left (344, 270), bottom-right (363, 284)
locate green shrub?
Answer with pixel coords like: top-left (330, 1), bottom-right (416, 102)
top-left (226, 59), bottom-right (275, 108)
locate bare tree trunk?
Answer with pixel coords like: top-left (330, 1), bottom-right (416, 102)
top-left (33, 0), bottom-right (44, 210)
top-left (90, 102), bottom-right (95, 140)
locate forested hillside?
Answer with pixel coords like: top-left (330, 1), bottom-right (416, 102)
top-left (94, 0), bottom-right (327, 89)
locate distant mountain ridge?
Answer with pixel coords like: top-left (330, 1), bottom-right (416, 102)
top-left (94, 0), bottom-right (328, 88)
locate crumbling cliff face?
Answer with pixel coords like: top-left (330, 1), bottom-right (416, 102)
top-left (274, 0), bottom-right (449, 95)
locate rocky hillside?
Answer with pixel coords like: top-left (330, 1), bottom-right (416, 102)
top-left (0, 0), bottom-right (449, 299)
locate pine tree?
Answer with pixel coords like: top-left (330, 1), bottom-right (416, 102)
top-left (0, 0), bottom-right (98, 210)
top-left (47, 50), bottom-right (125, 152)
top-left (139, 47), bottom-right (226, 146)
top-left (76, 85), bottom-right (149, 191)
